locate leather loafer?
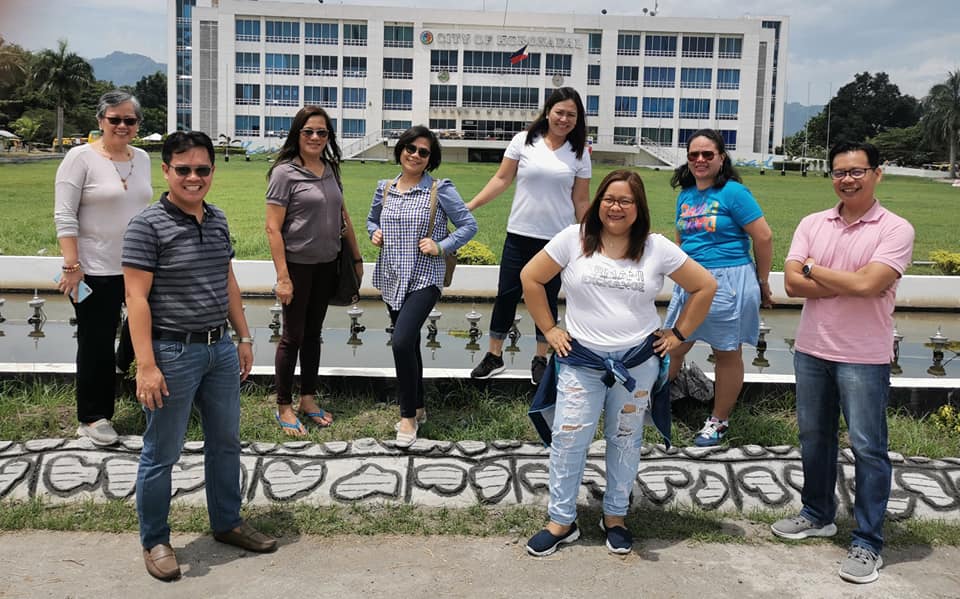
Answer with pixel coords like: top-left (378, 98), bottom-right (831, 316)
top-left (213, 521), bottom-right (277, 553)
top-left (143, 543), bottom-right (181, 581)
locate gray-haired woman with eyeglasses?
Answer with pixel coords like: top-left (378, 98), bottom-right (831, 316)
top-left (54, 90), bottom-right (152, 446)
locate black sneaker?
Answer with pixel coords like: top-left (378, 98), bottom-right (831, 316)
top-left (598, 518), bottom-right (633, 554)
top-left (471, 352), bottom-right (505, 379)
top-left (526, 522), bottom-right (580, 557)
top-left (531, 355), bottom-right (548, 386)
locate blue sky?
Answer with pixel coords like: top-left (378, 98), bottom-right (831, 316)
top-left (1, 0), bottom-right (957, 104)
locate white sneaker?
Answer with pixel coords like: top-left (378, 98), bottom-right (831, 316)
top-left (76, 418), bottom-right (119, 446)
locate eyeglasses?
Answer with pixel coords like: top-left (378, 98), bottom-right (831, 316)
top-left (403, 144), bottom-right (431, 158)
top-left (104, 116), bottom-right (139, 127)
top-left (830, 167), bottom-right (874, 180)
top-left (300, 128), bottom-right (329, 139)
top-left (170, 165), bottom-right (213, 177)
top-left (600, 197), bottom-right (636, 209)
top-left (687, 150), bottom-right (716, 162)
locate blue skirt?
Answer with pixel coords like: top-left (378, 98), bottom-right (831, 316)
top-left (664, 262), bottom-right (760, 351)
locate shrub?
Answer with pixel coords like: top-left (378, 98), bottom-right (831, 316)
top-left (456, 240), bottom-right (496, 265)
top-left (930, 250), bottom-right (960, 275)
top-left (932, 405), bottom-right (960, 434)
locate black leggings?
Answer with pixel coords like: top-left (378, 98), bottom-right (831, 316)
top-left (74, 274), bottom-right (124, 423)
top-left (388, 286), bottom-right (441, 418)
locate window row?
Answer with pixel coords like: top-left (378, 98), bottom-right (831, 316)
top-left (613, 127), bottom-right (737, 149)
top-left (235, 115), bottom-right (368, 138)
top-left (617, 33), bottom-right (743, 58)
top-left (585, 96), bottom-right (739, 119)
top-left (234, 19), bottom-right (370, 45)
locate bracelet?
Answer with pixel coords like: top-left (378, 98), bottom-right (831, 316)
top-left (758, 278), bottom-right (769, 286)
top-left (62, 262), bottom-right (82, 273)
top-left (436, 245), bottom-right (444, 257)
top-left (671, 326), bottom-right (687, 342)
top-left (237, 337), bottom-right (254, 344)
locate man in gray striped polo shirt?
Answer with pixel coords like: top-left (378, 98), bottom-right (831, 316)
top-left (123, 131), bottom-right (276, 581)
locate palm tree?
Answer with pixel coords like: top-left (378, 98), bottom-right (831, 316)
top-left (31, 39), bottom-right (93, 153)
top-left (922, 71), bottom-right (960, 178)
top-left (218, 133), bottom-right (244, 161)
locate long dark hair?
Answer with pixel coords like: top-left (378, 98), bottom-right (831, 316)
top-left (525, 87), bottom-right (587, 159)
top-left (581, 169), bottom-right (651, 261)
top-left (669, 128), bottom-right (741, 190)
top-left (267, 106), bottom-right (342, 183)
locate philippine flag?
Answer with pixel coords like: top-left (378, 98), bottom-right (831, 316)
top-left (509, 45), bottom-right (529, 65)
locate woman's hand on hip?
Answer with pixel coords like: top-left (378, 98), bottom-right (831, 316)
top-left (275, 278), bottom-right (293, 305)
top-left (653, 329), bottom-right (685, 357)
top-left (418, 238), bottom-right (441, 256)
top-left (545, 326), bottom-right (571, 357)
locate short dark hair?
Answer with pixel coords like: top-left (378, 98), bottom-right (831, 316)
top-left (393, 125), bottom-right (442, 172)
top-left (268, 106), bottom-right (342, 182)
top-left (670, 128), bottom-right (741, 190)
top-left (581, 169), bottom-right (651, 262)
top-left (526, 87), bottom-right (588, 159)
top-left (829, 140), bottom-right (880, 169)
top-left (162, 131), bottom-right (215, 165)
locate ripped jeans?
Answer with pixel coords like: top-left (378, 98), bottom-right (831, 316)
top-left (548, 352), bottom-right (659, 526)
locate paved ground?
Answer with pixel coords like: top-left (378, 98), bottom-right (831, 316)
top-left (1, 530), bottom-right (957, 599)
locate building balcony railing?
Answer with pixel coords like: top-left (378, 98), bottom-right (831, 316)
top-left (343, 71), bottom-right (367, 78)
top-left (236, 129), bottom-right (260, 137)
top-left (682, 50), bottom-right (714, 58)
top-left (588, 47), bottom-right (601, 55)
top-left (644, 81), bottom-right (674, 88)
top-left (587, 77), bottom-right (600, 86)
top-left (614, 110), bottom-right (637, 117)
top-left (383, 72), bottom-right (413, 79)
top-left (265, 130), bottom-right (286, 138)
top-left (680, 82), bottom-right (711, 89)
top-left (176, 17), bottom-right (191, 25)
top-left (383, 103), bottom-right (412, 110)
top-left (235, 98), bottom-right (261, 105)
top-left (462, 100), bottom-right (539, 109)
top-left (717, 114), bottom-right (738, 120)
top-left (680, 112), bottom-right (710, 119)
top-left (266, 36), bottom-right (300, 44)
top-left (613, 135), bottom-right (637, 145)
top-left (236, 66), bottom-right (260, 74)
top-left (384, 40), bottom-right (414, 48)
top-left (305, 69), bottom-right (339, 77)
top-left (642, 111), bottom-right (673, 118)
top-left (266, 99), bottom-right (300, 107)
top-left (717, 82), bottom-right (740, 90)
top-left (545, 68), bottom-right (571, 77)
top-left (430, 65), bottom-right (458, 73)
top-left (616, 79), bottom-right (639, 87)
top-left (342, 131), bottom-right (365, 138)
top-left (306, 36), bottom-right (338, 45)
top-left (586, 109), bottom-right (599, 117)
top-left (343, 101), bottom-right (366, 109)
top-left (429, 100), bottom-right (458, 107)
top-left (235, 34), bottom-right (260, 42)
top-left (176, 103), bottom-right (191, 110)
top-left (463, 65), bottom-right (539, 75)
top-left (265, 67), bottom-right (299, 75)
top-left (343, 38), bottom-right (367, 46)
top-left (617, 48), bottom-right (641, 56)
top-left (718, 51), bottom-right (742, 59)
top-left (306, 100), bottom-right (337, 108)
top-left (644, 49), bottom-right (677, 57)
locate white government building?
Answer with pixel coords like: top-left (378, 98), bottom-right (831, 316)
top-left (167, 0), bottom-right (787, 166)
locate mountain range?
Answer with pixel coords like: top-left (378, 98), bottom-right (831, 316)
top-left (784, 102), bottom-right (824, 137)
top-left (88, 52), bottom-right (166, 87)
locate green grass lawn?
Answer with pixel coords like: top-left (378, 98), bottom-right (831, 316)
top-left (2, 155), bottom-right (957, 272)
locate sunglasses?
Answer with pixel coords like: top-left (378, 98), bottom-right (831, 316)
top-left (170, 165), bottom-right (213, 177)
top-left (403, 144), bottom-right (431, 158)
top-left (300, 128), bottom-right (329, 138)
top-left (687, 150), bottom-right (716, 161)
top-left (104, 116), bottom-right (139, 126)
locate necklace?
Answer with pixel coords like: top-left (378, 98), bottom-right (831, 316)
top-left (112, 157), bottom-right (135, 191)
top-left (96, 142), bottom-right (134, 190)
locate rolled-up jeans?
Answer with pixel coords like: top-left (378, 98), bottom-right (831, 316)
top-left (794, 350), bottom-right (891, 554)
top-left (547, 352), bottom-right (659, 525)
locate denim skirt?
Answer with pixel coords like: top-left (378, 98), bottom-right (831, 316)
top-left (663, 262), bottom-right (760, 351)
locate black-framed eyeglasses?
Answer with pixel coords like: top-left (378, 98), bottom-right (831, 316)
top-left (104, 116), bottom-right (139, 126)
top-left (403, 144), bottom-right (431, 158)
top-left (830, 167), bottom-right (874, 180)
top-left (687, 150), bottom-right (716, 162)
top-left (300, 128), bottom-right (329, 139)
top-left (601, 197), bottom-right (636, 208)
top-left (171, 165), bottom-right (213, 177)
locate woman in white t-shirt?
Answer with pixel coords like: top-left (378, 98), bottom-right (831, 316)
top-left (519, 170), bottom-right (716, 557)
top-left (466, 87), bottom-right (592, 386)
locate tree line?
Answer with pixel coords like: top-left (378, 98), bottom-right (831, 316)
top-left (0, 37), bottom-right (166, 152)
top-left (780, 71), bottom-right (960, 177)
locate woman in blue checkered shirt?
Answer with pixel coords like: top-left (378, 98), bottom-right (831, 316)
top-left (366, 125), bottom-right (478, 448)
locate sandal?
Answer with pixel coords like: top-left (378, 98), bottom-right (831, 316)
top-left (299, 408), bottom-right (333, 428)
top-left (275, 411), bottom-right (306, 436)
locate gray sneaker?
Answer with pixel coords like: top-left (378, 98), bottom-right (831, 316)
top-left (76, 418), bottom-right (119, 446)
top-left (770, 514), bottom-right (837, 540)
top-left (839, 545), bottom-right (883, 584)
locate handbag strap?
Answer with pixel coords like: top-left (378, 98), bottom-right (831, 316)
top-left (425, 180), bottom-right (440, 238)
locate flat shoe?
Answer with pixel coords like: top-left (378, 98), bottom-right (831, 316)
top-left (213, 521), bottom-right (277, 553)
top-left (143, 543), bottom-right (181, 581)
top-left (394, 420), bottom-right (419, 448)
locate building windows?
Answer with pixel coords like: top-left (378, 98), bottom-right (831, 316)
top-left (614, 126), bottom-right (637, 145)
top-left (382, 120), bottom-right (412, 137)
top-left (720, 129), bottom-right (737, 150)
top-left (383, 89), bottom-right (413, 110)
top-left (235, 18), bottom-right (260, 42)
top-left (265, 53), bottom-right (299, 75)
top-left (304, 86), bottom-right (337, 108)
top-left (429, 85), bottom-right (457, 107)
top-left (342, 87), bottom-right (367, 109)
top-left (680, 67), bottom-right (712, 89)
top-left (586, 95), bottom-right (599, 117)
top-left (265, 85), bottom-right (299, 107)
top-left (305, 55), bottom-right (337, 76)
top-left (235, 115), bottom-right (260, 136)
top-left (644, 34), bottom-right (677, 57)
top-left (545, 53), bottom-right (572, 76)
top-left (718, 37), bottom-right (742, 59)
top-left (343, 56), bottom-right (367, 77)
top-left (716, 99), bottom-right (739, 120)
top-left (430, 119), bottom-right (457, 131)
top-left (616, 66), bottom-right (639, 87)
top-left (614, 96), bottom-right (638, 117)
top-left (679, 98), bottom-right (710, 119)
top-left (265, 116), bottom-right (293, 138)
top-left (717, 69), bottom-right (741, 89)
top-left (463, 51), bottom-right (540, 75)
top-left (177, 49), bottom-right (192, 76)
top-left (265, 20), bottom-right (299, 43)
top-left (617, 32), bottom-right (641, 55)
top-left (641, 127), bottom-right (673, 146)
top-left (383, 57), bottom-right (413, 79)
top-left (342, 118), bottom-right (366, 138)
top-left (641, 97), bottom-right (674, 118)
top-left (431, 50), bottom-right (458, 72)
top-left (384, 24), bottom-right (414, 48)
top-left (177, 20), bottom-right (192, 48)
top-left (587, 64), bottom-right (600, 86)
top-left (305, 22), bottom-right (338, 45)
top-left (643, 66), bottom-right (675, 88)
top-left (235, 83), bottom-right (260, 105)
top-left (588, 32), bottom-right (602, 55)
top-left (682, 35), bottom-right (714, 58)
top-left (462, 86), bottom-right (539, 109)
top-left (343, 23), bottom-right (367, 46)
top-left (235, 52), bottom-right (260, 74)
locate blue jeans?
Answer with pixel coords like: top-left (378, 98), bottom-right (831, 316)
top-left (490, 233), bottom-right (560, 344)
top-left (136, 334), bottom-right (243, 549)
top-left (794, 350), bottom-right (891, 554)
top-left (387, 285), bottom-right (441, 418)
top-left (548, 352), bottom-right (659, 525)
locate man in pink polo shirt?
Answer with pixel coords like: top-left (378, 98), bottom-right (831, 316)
top-left (771, 141), bottom-right (914, 584)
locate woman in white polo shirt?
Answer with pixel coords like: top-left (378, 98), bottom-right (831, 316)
top-left (466, 87), bottom-right (592, 386)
